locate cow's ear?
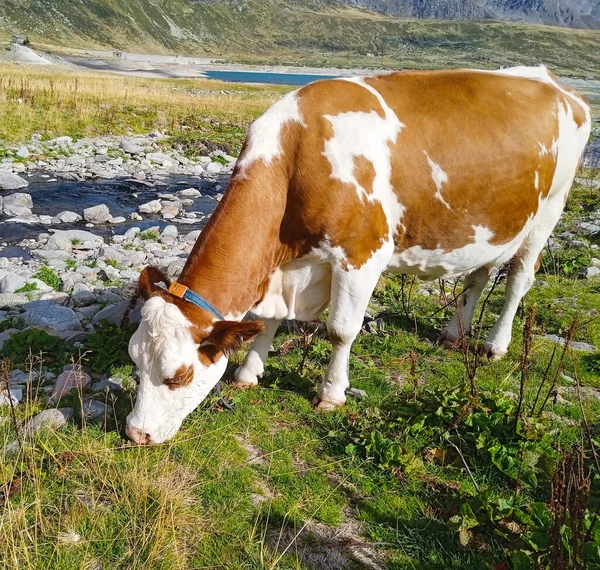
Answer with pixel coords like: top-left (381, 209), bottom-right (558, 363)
top-left (204, 320), bottom-right (265, 356)
top-left (138, 266), bottom-right (171, 300)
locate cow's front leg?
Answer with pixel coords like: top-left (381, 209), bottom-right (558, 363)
top-left (233, 319), bottom-right (281, 387)
top-left (313, 265), bottom-right (382, 410)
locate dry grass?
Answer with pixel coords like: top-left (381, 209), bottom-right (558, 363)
top-left (0, 63), bottom-right (289, 142)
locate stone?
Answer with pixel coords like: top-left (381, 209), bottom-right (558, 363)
top-left (47, 136), bottom-right (73, 148)
top-left (27, 278), bottom-right (53, 293)
top-left (16, 145), bottom-right (30, 159)
top-left (146, 152), bottom-right (174, 166)
top-left (3, 192), bottom-right (33, 210)
top-left (206, 162), bottom-right (222, 174)
top-left (56, 211), bottom-right (82, 223)
top-left (0, 171), bottom-right (29, 190)
top-left (0, 388), bottom-right (21, 407)
top-left (138, 200), bottom-right (162, 214)
top-left (23, 301), bottom-right (82, 332)
top-left (161, 202), bottom-right (180, 217)
top-left (586, 266), bottom-right (600, 279)
top-left (0, 273), bottom-right (27, 294)
top-left (183, 230), bottom-right (201, 243)
top-left (121, 139), bottom-right (145, 154)
top-left (82, 399), bottom-right (113, 420)
top-left (109, 216), bottom-right (126, 224)
top-left (92, 300), bottom-right (142, 326)
top-left (540, 334), bottom-right (596, 353)
top-left (49, 230), bottom-right (103, 246)
top-left (0, 293), bottom-right (28, 307)
top-left (176, 188), bottom-right (201, 199)
top-left (51, 366), bottom-right (91, 402)
top-left (71, 290), bottom-right (96, 307)
top-left (159, 225), bottom-right (179, 244)
top-left (24, 408), bottom-right (74, 436)
top-left (91, 376), bottom-right (124, 393)
top-left (83, 204), bottom-right (111, 224)
top-left (577, 222), bottom-right (600, 235)
top-left (46, 235), bottom-right (73, 252)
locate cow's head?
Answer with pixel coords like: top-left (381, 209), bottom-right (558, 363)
top-left (125, 266), bottom-right (263, 445)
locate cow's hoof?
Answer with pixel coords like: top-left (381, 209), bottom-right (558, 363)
top-left (232, 367), bottom-right (259, 389)
top-left (438, 329), bottom-right (462, 350)
top-left (481, 342), bottom-right (507, 361)
top-left (311, 396), bottom-right (344, 410)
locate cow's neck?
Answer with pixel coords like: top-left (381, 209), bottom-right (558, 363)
top-left (177, 170), bottom-right (291, 320)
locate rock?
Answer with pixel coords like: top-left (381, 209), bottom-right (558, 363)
top-left (0, 388), bottom-right (21, 407)
top-left (16, 145), bottom-right (30, 159)
top-left (51, 366), bottom-right (91, 402)
top-left (345, 387), bottom-right (368, 400)
top-left (577, 222), bottom-right (600, 235)
top-left (121, 139), bottom-right (145, 154)
top-left (560, 373), bottom-right (576, 385)
top-left (91, 376), bottom-right (124, 392)
top-left (3, 192), bottom-right (33, 210)
top-left (591, 258), bottom-right (600, 269)
top-left (28, 278), bottom-right (53, 293)
top-left (146, 152), bottom-right (174, 166)
top-left (130, 212), bottom-right (143, 221)
top-left (0, 273), bottom-right (27, 294)
top-left (23, 301), bottom-right (82, 332)
top-left (56, 211), bottom-right (82, 223)
top-left (159, 225), bottom-right (179, 244)
top-left (0, 293), bottom-right (28, 307)
top-left (24, 408), bottom-right (74, 435)
top-left (176, 188), bottom-right (201, 199)
top-left (49, 230), bottom-right (103, 246)
top-left (71, 290), bottom-right (96, 307)
top-left (83, 204), bottom-right (111, 224)
top-left (540, 334), bottom-right (596, 353)
top-left (92, 300), bottom-right (142, 326)
top-left (0, 171), bottom-right (29, 190)
top-left (586, 266), bottom-right (600, 279)
top-left (109, 216), bottom-right (126, 224)
top-left (46, 234), bottom-right (73, 252)
top-left (138, 200), bottom-right (162, 214)
top-left (206, 162), bottom-right (222, 174)
top-left (82, 399), bottom-right (113, 420)
top-left (161, 202), bottom-right (180, 217)
top-left (183, 230), bottom-right (201, 243)
top-left (47, 136), bottom-right (73, 148)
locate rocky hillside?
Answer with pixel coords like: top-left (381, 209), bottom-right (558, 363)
top-left (337, 0), bottom-right (600, 29)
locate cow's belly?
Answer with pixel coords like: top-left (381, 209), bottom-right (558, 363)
top-left (388, 221), bottom-right (533, 280)
top-left (251, 256), bottom-right (332, 321)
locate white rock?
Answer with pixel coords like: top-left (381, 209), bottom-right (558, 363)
top-left (206, 162), bottom-right (222, 174)
top-left (0, 171), bottom-right (29, 190)
top-left (138, 200), bottom-right (162, 214)
top-left (0, 273), bottom-right (27, 294)
top-left (83, 204), bottom-right (111, 224)
top-left (586, 266), bottom-right (600, 279)
top-left (56, 211), bottom-right (82, 223)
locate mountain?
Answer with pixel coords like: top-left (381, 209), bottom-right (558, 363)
top-left (0, 1), bottom-right (599, 78)
top-left (336, 0), bottom-right (600, 29)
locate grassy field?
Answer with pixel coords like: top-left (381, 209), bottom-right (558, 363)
top-left (0, 63), bottom-right (289, 148)
top-left (1, 65), bottom-right (600, 569)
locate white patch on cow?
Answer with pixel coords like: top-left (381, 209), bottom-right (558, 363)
top-left (126, 296), bottom-right (227, 444)
top-left (424, 151), bottom-right (451, 209)
top-left (251, 255), bottom-right (332, 322)
top-left (534, 171), bottom-right (539, 189)
top-left (235, 90), bottom-right (305, 174)
top-left (317, 77), bottom-right (406, 268)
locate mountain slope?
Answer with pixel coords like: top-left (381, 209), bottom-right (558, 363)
top-left (0, 1), bottom-right (599, 78)
top-left (337, 0), bottom-right (600, 29)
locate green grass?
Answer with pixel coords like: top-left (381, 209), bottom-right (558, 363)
top-left (1, 172), bottom-right (600, 568)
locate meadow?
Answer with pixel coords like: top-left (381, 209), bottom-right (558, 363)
top-left (0, 63), bottom-right (600, 569)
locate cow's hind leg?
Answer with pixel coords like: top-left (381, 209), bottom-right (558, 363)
top-left (439, 266), bottom-right (492, 349)
top-left (233, 319), bottom-right (281, 387)
top-left (313, 264), bottom-right (383, 410)
top-left (483, 202), bottom-right (564, 359)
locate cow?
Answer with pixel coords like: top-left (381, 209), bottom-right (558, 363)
top-left (125, 66), bottom-right (591, 445)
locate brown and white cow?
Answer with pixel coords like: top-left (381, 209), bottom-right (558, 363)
top-left (126, 66), bottom-right (590, 444)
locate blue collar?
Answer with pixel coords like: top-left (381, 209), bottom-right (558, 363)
top-left (168, 281), bottom-right (224, 321)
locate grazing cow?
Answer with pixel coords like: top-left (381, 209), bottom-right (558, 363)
top-left (126, 66), bottom-right (590, 445)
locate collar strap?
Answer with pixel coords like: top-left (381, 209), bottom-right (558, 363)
top-left (168, 282), bottom-right (224, 321)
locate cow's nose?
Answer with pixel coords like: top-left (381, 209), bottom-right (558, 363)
top-left (125, 424), bottom-right (152, 445)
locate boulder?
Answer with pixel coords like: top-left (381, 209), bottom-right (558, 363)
top-left (176, 188), bottom-right (201, 199)
top-left (121, 139), bottom-right (145, 154)
top-left (23, 300), bottom-right (82, 332)
top-left (83, 204), bottom-right (111, 224)
top-left (0, 171), bottom-right (29, 190)
top-left (50, 366), bottom-right (91, 402)
top-left (0, 293), bottom-right (28, 307)
top-left (159, 225), bottom-right (178, 244)
top-left (138, 200), bottom-right (162, 214)
top-left (46, 234), bottom-right (73, 252)
top-left (82, 399), bottom-right (113, 420)
top-left (91, 376), bottom-right (124, 393)
top-left (56, 211), bottom-right (82, 223)
top-left (71, 290), bottom-right (96, 307)
top-left (92, 300), bottom-right (142, 326)
top-left (24, 408), bottom-right (74, 436)
top-left (0, 273), bottom-right (27, 294)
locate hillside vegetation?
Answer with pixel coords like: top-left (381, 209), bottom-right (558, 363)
top-left (0, 1), bottom-right (599, 77)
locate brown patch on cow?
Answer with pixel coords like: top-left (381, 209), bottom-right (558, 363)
top-left (164, 363), bottom-right (194, 390)
top-left (547, 69), bottom-right (588, 128)
top-left (138, 266), bottom-right (171, 300)
top-left (353, 155), bottom-right (376, 195)
top-left (205, 320), bottom-right (265, 356)
top-left (365, 70), bottom-right (562, 253)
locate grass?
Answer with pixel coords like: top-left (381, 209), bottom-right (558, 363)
top-left (1, 170), bottom-right (600, 568)
top-left (0, 64), bottom-right (290, 150)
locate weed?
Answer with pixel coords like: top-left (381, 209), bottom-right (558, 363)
top-left (65, 258), bottom-right (77, 270)
top-left (33, 266), bottom-right (61, 291)
top-left (14, 282), bottom-right (37, 294)
top-left (138, 229), bottom-right (159, 241)
top-left (84, 320), bottom-right (136, 373)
